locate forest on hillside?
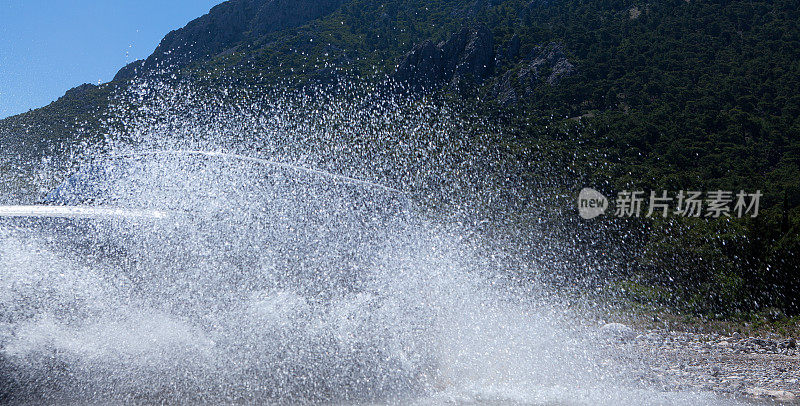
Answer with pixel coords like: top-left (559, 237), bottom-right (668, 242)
top-left (2, 0), bottom-right (799, 321)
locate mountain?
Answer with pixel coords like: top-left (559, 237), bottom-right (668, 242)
top-left (113, 0), bottom-right (345, 81)
top-left (1, 0), bottom-right (799, 316)
top-left (0, 0), bottom-right (349, 159)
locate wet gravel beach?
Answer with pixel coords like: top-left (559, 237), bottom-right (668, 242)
top-left (601, 324), bottom-right (799, 403)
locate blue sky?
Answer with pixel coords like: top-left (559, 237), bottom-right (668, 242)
top-left (0, 0), bottom-right (223, 119)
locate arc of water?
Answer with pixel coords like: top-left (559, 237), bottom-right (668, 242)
top-left (106, 150), bottom-right (405, 195)
top-left (0, 205), bottom-right (172, 219)
top-left (0, 149), bottom-right (408, 219)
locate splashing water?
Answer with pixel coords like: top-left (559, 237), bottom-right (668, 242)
top-left (0, 82), bottom-right (744, 405)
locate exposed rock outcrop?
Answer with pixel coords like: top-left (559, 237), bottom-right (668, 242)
top-left (528, 42), bottom-right (576, 86)
top-left (393, 24), bottom-right (495, 90)
top-left (114, 0), bottom-right (344, 80)
top-left (490, 42), bottom-right (575, 104)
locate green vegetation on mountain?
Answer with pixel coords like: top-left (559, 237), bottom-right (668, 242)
top-left (1, 0), bottom-right (798, 317)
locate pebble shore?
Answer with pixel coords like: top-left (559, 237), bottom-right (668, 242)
top-left (601, 324), bottom-right (799, 403)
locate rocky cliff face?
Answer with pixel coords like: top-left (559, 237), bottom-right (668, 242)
top-left (393, 26), bottom-right (575, 101)
top-left (393, 24), bottom-right (495, 90)
top-left (490, 42), bottom-right (576, 105)
top-left (114, 0), bottom-right (344, 80)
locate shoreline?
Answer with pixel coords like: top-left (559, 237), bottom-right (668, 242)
top-left (601, 326), bottom-right (799, 403)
